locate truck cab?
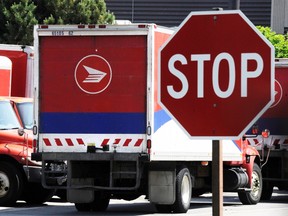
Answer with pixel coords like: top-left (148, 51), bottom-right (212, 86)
top-left (0, 97), bottom-right (54, 206)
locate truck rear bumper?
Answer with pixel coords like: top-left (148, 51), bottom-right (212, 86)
top-left (39, 152), bottom-right (149, 191)
top-left (40, 152), bottom-right (146, 161)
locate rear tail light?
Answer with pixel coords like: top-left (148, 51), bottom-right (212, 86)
top-left (32, 139), bottom-right (37, 153)
top-left (78, 24), bottom-right (85, 28)
top-left (252, 124), bottom-right (259, 135)
top-left (147, 139), bottom-right (151, 154)
top-left (39, 25), bottom-right (48, 29)
top-left (138, 24), bottom-right (146, 28)
top-left (262, 129), bottom-right (270, 138)
top-left (201, 161), bottom-right (209, 166)
top-left (88, 24), bottom-right (96, 28)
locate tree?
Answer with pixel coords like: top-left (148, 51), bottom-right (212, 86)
top-left (0, 3), bottom-right (5, 40)
top-left (0, 0), bottom-right (115, 45)
top-left (257, 26), bottom-right (288, 58)
top-left (0, 0), bottom-right (37, 45)
top-left (39, 0), bottom-right (114, 25)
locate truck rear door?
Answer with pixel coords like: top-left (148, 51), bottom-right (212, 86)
top-left (35, 25), bottom-right (148, 153)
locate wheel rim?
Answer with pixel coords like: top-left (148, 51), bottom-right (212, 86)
top-left (0, 171), bottom-right (10, 198)
top-left (251, 170), bottom-right (261, 198)
top-left (181, 174), bottom-right (191, 205)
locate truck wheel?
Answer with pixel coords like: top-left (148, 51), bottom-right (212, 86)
top-left (75, 203), bottom-right (91, 212)
top-left (155, 167), bottom-right (192, 213)
top-left (23, 182), bottom-right (56, 204)
top-left (238, 163), bottom-right (262, 205)
top-left (260, 182), bottom-right (273, 201)
top-left (0, 162), bottom-right (23, 206)
top-left (75, 192), bottom-right (110, 212)
top-left (154, 204), bottom-right (172, 213)
top-left (172, 167), bottom-right (192, 213)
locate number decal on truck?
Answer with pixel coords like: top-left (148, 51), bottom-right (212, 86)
top-left (52, 31), bottom-right (64, 36)
top-left (74, 55), bottom-right (112, 94)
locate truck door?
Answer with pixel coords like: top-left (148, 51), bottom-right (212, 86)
top-left (38, 34), bottom-right (148, 153)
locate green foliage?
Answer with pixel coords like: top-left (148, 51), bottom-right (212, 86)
top-left (41, 0), bottom-right (114, 25)
top-left (257, 26), bottom-right (288, 58)
top-left (1, 0), bottom-right (37, 45)
top-left (0, 0), bottom-right (115, 45)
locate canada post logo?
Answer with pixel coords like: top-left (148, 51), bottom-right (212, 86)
top-left (74, 55), bottom-right (112, 94)
top-left (270, 79), bottom-right (282, 108)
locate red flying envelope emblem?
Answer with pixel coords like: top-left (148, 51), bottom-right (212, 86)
top-left (74, 55), bottom-right (112, 94)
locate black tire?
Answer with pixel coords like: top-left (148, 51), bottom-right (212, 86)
top-left (75, 192), bottom-right (110, 212)
top-left (154, 204), bottom-right (172, 213)
top-left (0, 162), bottom-right (24, 206)
top-left (238, 163), bottom-right (262, 205)
top-left (172, 167), bottom-right (192, 213)
top-left (155, 167), bottom-right (192, 213)
top-left (260, 182), bottom-right (273, 201)
top-left (23, 182), bottom-right (56, 204)
top-left (75, 203), bottom-right (92, 212)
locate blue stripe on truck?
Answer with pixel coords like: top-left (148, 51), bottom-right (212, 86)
top-left (247, 117), bottom-right (288, 135)
top-left (39, 112), bottom-right (146, 134)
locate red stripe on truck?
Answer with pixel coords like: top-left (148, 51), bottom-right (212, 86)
top-left (66, 138), bottom-right (74, 146)
top-left (77, 138), bottom-right (85, 145)
top-left (43, 137), bottom-right (143, 147)
top-left (43, 138), bottom-right (52, 146)
top-left (55, 138), bottom-right (62, 146)
top-left (135, 139), bottom-right (143, 146)
top-left (123, 139), bottom-right (132, 146)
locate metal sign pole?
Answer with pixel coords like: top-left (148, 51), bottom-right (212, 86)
top-left (212, 140), bottom-right (223, 216)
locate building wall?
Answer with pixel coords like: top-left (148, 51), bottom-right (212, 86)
top-left (106, 0), bottom-right (271, 27)
top-left (271, 0), bottom-right (288, 33)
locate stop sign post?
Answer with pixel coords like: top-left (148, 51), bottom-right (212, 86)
top-left (159, 10), bottom-right (274, 216)
top-left (159, 10), bottom-right (274, 140)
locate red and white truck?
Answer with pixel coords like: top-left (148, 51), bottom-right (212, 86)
top-left (246, 59), bottom-right (288, 200)
top-left (0, 44), bottom-right (54, 206)
top-left (32, 24), bottom-right (262, 213)
top-left (0, 44), bottom-right (34, 97)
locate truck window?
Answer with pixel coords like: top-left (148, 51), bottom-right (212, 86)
top-left (0, 101), bottom-right (21, 130)
top-left (16, 102), bottom-right (33, 130)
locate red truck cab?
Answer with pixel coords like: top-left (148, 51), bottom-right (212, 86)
top-left (0, 97), bottom-right (54, 206)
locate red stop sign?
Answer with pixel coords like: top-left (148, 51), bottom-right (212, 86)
top-left (159, 10), bottom-right (274, 139)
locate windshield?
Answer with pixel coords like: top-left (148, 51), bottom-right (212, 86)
top-left (0, 101), bottom-right (21, 130)
top-left (16, 102), bottom-right (33, 130)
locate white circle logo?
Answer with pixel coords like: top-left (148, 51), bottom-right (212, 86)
top-left (270, 79), bottom-right (282, 108)
top-left (74, 55), bottom-right (112, 94)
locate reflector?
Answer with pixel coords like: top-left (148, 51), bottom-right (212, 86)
top-left (262, 129), bottom-right (270, 138)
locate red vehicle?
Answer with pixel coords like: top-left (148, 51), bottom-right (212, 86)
top-left (0, 44), bottom-right (54, 206)
top-left (0, 97), bottom-right (54, 206)
top-left (0, 44), bottom-right (34, 97)
top-left (246, 59), bottom-right (288, 200)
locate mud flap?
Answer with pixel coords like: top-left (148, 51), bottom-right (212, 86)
top-left (67, 178), bottom-right (94, 203)
top-left (148, 170), bottom-right (176, 204)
